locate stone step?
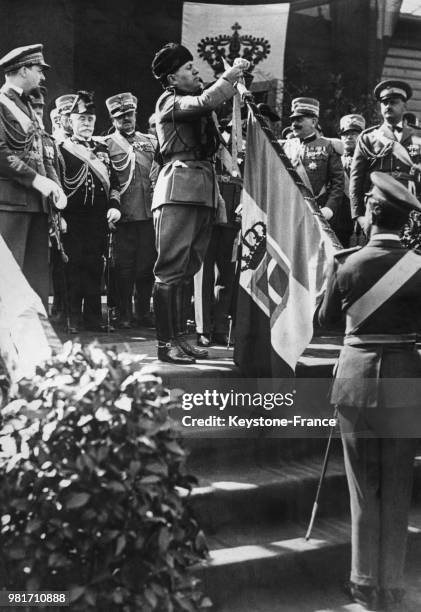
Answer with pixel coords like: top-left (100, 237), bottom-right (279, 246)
top-left (196, 507), bottom-right (421, 610)
top-left (209, 535), bottom-right (421, 612)
top-left (189, 453), bottom-right (421, 534)
top-left (185, 435), bottom-right (335, 468)
top-left (189, 453), bottom-right (348, 534)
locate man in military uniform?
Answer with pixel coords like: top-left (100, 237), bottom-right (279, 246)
top-left (54, 94), bottom-right (76, 144)
top-left (194, 173), bottom-right (241, 347)
top-left (29, 87), bottom-right (68, 322)
top-left (350, 80), bottom-right (421, 231)
top-left (338, 113), bottom-right (366, 247)
top-left (105, 92), bottom-right (158, 328)
top-left (284, 97), bottom-right (344, 227)
top-left (150, 42), bottom-right (249, 364)
top-left (318, 172), bottom-right (421, 611)
top-left (0, 44), bottom-right (67, 310)
top-left (59, 91), bottom-right (121, 332)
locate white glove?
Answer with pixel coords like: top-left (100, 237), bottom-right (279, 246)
top-left (107, 208), bottom-right (121, 224)
top-left (53, 186), bottom-right (67, 210)
top-left (320, 207), bottom-right (333, 221)
top-left (60, 216), bottom-right (67, 233)
top-left (223, 59), bottom-right (251, 84)
top-left (33, 175), bottom-right (61, 198)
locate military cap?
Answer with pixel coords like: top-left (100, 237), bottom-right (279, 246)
top-left (152, 43), bottom-right (193, 81)
top-left (0, 44), bottom-right (50, 73)
top-left (257, 103), bottom-right (281, 123)
top-left (373, 79), bottom-right (412, 102)
top-left (290, 97), bottom-right (319, 119)
top-left (69, 90), bottom-right (96, 115)
top-left (106, 92), bottom-right (137, 118)
top-left (56, 94), bottom-right (77, 114)
top-left (339, 114), bottom-right (366, 134)
top-left (369, 171), bottom-right (421, 213)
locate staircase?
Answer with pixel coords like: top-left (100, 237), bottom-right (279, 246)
top-left (184, 398), bottom-right (421, 611)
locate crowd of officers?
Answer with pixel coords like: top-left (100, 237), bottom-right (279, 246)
top-left (1, 43), bottom-right (421, 360)
top-left (2, 40), bottom-right (421, 612)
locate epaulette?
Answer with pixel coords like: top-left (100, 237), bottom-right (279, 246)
top-left (327, 137), bottom-right (344, 156)
top-left (135, 131), bottom-right (157, 146)
top-left (333, 246), bottom-right (361, 259)
top-left (93, 135), bottom-right (108, 144)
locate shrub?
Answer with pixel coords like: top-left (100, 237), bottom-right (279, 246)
top-left (0, 342), bottom-right (210, 611)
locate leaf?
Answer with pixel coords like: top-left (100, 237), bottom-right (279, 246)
top-left (164, 441), bottom-right (185, 456)
top-left (65, 492), bottom-right (90, 509)
top-left (158, 527), bottom-right (171, 553)
top-left (69, 586), bottom-right (85, 603)
top-left (140, 475), bottom-right (160, 485)
top-left (84, 590), bottom-right (96, 606)
top-left (115, 534), bottom-right (126, 556)
top-left (109, 481), bottom-right (126, 493)
top-left (200, 597), bottom-right (213, 608)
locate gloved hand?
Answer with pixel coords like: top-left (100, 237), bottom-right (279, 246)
top-left (60, 216), bottom-right (67, 233)
top-left (107, 208), bottom-right (121, 224)
top-left (53, 186), bottom-right (67, 210)
top-left (320, 207), bottom-right (333, 221)
top-left (223, 59), bottom-right (251, 84)
top-left (33, 175), bottom-right (67, 210)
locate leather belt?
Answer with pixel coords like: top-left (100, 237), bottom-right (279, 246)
top-left (344, 333), bottom-right (417, 346)
top-left (163, 151), bottom-right (212, 164)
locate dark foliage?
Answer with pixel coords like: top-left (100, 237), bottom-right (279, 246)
top-left (0, 342), bottom-right (211, 611)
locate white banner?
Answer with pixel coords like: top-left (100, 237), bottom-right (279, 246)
top-left (182, 3), bottom-right (290, 93)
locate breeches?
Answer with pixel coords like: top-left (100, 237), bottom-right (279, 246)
top-left (194, 224), bottom-right (238, 333)
top-left (153, 204), bottom-right (212, 286)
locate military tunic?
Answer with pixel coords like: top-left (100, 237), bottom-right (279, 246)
top-left (106, 130), bottom-right (158, 323)
top-left (350, 122), bottom-right (421, 217)
top-left (283, 133), bottom-right (344, 220)
top-left (153, 76), bottom-right (236, 286)
top-left (318, 235), bottom-right (421, 592)
top-left (59, 137), bottom-right (120, 328)
top-left (0, 86), bottom-right (62, 308)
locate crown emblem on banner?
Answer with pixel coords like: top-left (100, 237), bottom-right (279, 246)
top-left (241, 222), bottom-right (267, 271)
top-left (197, 22), bottom-right (270, 76)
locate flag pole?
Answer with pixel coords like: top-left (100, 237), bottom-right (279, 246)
top-left (224, 62), bottom-right (342, 250)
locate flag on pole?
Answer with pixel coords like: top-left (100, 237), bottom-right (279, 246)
top-left (234, 108), bottom-right (341, 377)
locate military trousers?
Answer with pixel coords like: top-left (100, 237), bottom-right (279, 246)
top-left (338, 406), bottom-right (416, 590)
top-left (113, 220), bottom-right (157, 320)
top-left (62, 215), bottom-right (107, 327)
top-left (194, 224), bottom-right (238, 334)
top-left (153, 204), bottom-right (212, 286)
top-left (0, 211), bottom-right (49, 311)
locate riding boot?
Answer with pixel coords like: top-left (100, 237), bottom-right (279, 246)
top-left (153, 283), bottom-right (195, 364)
top-left (174, 282), bottom-right (208, 359)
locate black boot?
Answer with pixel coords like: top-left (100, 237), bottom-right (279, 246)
top-left (174, 282), bottom-right (208, 359)
top-left (153, 283), bottom-right (195, 364)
